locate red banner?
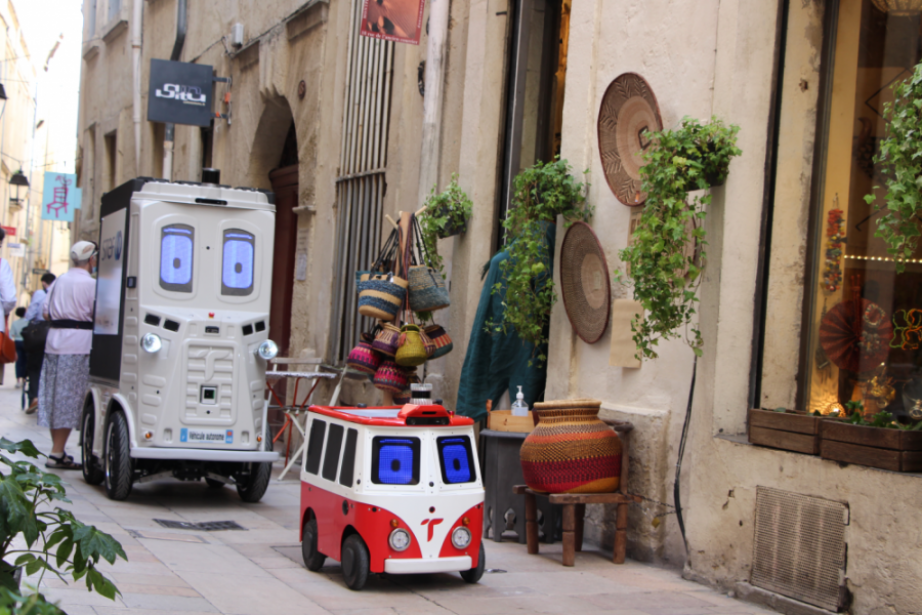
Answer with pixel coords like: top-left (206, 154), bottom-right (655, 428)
top-left (1, 226), bottom-right (16, 237)
top-left (360, 0), bottom-right (425, 45)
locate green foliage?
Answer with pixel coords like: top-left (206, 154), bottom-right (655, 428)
top-left (486, 158), bottom-right (592, 363)
top-left (419, 174), bottom-right (473, 277)
top-left (864, 63), bottom-right (922, 273)
top-left (0, 438), bottom-right (127, 609)
top-left (843, 410), bottom-right (922, 430)
top-left (0, 587), bottom-right (65, 615)
top-left (614, 117), bottom-right (741, 359)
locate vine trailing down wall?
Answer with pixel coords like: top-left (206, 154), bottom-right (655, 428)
top-left (486, 158), bottom-right (592, 365)
top-left (865, 61), bottom-right (922, 273)
top-left (615, 116), bottom-right (741, 360)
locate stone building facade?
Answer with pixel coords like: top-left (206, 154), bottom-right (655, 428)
top-left (76, 0), bottom-right (921, 612)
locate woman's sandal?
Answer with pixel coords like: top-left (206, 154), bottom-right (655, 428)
top-left (45, 453), bottom-right (82, 470)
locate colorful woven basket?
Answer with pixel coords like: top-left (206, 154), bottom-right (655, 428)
top-left (520, 399), bottom-right (622, 494)
top-left (424, 324), bottom-right (453, 359)
top-left (358, 273), bottom-right (408, 321)
top-left (373, 360), bottom-right (408, 394)
top-left (396, 324), bottom-right (428, 367)
top-left (421, 327), bottom-right (436, 358)
top-left (408, 266), bottom-right (450, 312)
top-left (372, 323), bottom-right (401, 357)
top-left (346, 333), bottom-right (382, 374)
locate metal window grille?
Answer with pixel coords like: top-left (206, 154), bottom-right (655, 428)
top-left (329, 3), bottom-right (395, 363)
top-left (751, 486), bottom-right (848, 611)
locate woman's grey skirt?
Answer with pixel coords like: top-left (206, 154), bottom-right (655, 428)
top-left (38, 353), bottom-right (90, 430)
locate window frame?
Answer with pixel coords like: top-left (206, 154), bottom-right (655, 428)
top-left (370, 436), bottom-right (421, 486)
top-left (435, 435), bottom-right (477, 485)
top-left (220, 228), bottom-right (256, 297)
top-left (159, 223), bottom-right (195, 294)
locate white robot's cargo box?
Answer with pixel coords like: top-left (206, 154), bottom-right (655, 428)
top-left (81, 173), bottom-right (282, 502)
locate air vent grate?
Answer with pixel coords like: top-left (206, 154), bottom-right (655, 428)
top-left (154, 519), bottom-right (245, 531)
top-left (751, 487), bottom-right (848, 611)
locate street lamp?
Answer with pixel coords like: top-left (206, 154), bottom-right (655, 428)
top-left (9, 169), bottom-right (29, 212)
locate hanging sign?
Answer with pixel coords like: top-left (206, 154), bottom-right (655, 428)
top-left (41, 173), bottom-right (81, 222)
top-left (359, 0), bottom-right (425, 45)
top-left (0, 226), bottom-right (15, 237)
top-left (7, 243), bottom-right (24, 258)
top-left (147, 59), bottom-right (214, 127)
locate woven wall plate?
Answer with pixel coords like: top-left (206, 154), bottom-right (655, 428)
top-left (560, 222), bottom-right (611, 344)
top-left (598, 73), bottom-right (663, 206)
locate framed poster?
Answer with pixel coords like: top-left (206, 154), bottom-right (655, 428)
top-left (360, 0), bottom-right (425, 45)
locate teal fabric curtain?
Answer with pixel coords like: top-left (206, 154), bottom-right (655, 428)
top-left (455, 224), bottom-right (555, 421)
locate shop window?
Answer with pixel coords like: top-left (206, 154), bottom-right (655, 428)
top-left (801, 0), bottom-right (922, 418)
top-left (221, 229), bottom-right (255, 296)
top-left (160, 224), bottom-right (194, 293)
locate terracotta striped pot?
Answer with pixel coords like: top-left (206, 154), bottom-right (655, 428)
top-left (519, 399), bottom-right (621, 494)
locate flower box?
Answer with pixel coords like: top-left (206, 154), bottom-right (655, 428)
top-left (748, 409), bottom-right (822, 455)
top-left (820, 420), bottom-right (922, 472)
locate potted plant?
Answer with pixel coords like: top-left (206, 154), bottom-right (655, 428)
top-left (1, 438), bottom-right (127, 611)
top-left (864, 62), bottom-right (922, 272)
top-left (486, 158), bottom-right (592, 364)
top-left (418, 174), bottom-right (473, 275)
top-left (615, 116), bottom-right (741, 360)
top-left (820, 410), bottom-right (922, 472)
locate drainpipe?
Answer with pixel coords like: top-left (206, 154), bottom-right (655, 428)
top-left (162, 0), bottom-right (187, 181)
top-left (416, 0), bottom-right (450, 207)
top-left (132, 0), bottom-right (143, 170)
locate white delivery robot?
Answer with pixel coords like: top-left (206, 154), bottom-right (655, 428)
top-left (80, 170), bottom-right (281, 502)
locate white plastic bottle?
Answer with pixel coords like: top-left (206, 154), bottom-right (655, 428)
top-left (511, 385), bottom-right (529, 417)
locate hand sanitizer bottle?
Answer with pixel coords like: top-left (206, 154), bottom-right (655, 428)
top-left (511, 385), bottom-right (529, 417)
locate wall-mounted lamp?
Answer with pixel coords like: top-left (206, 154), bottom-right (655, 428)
top-left (10, 170), bottom-right (29, 210)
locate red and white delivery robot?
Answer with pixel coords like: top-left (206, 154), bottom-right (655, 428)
top-left (299, 403), bottom-right (485, 590)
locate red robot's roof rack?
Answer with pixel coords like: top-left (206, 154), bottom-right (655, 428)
top-left (307, 404), bottom-right (473, 428)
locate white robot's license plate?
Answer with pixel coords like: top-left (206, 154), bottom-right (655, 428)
top-left (180, 428), bottom-right (234, 444)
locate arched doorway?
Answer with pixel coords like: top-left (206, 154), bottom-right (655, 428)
top-left (247, 98), bottom-right (298, 357)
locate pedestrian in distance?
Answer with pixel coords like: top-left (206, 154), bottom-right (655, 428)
top-left (10, 306), bottom-right (28, 388)
top-left (0, 227), bottom-right (18, 385)
top-left (38, 241), bottom-right (97, 470)
top-left (23, 272), bottom-right (56, 412)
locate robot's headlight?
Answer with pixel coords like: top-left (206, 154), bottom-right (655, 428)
top-left (388, 528), bottom-right (411, 552)
top-left (257, 339), bottom-right (278, 361)
top-left (451, 526), bottom-right (472, 550)
top-left (141, 332), bottom-right (162, 354)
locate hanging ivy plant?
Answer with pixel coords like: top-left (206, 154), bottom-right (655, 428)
top-left (864, 62), bottom-right (922, 273)
top-left (418, 174), bottom-right (473, 278)
top-left (486, 158), bottom-right (592, 364)
top-left (615, 116), bottom-right (741, 360)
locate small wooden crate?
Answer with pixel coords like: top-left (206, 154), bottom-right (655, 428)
top-left (487, 410), bottom-right (536, 434)
top-left (748, 409), bottom-right (822, 455)
top-left (820, 421), bottom-right (922, 472)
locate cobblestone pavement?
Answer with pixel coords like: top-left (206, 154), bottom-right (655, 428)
top-left (0, 368), bottom-right (773, 615)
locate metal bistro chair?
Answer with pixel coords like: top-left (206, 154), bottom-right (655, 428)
top-left (264, 357), bottom-right (338, 480)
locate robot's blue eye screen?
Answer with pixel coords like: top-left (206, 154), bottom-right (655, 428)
top-left (160, 225), bottom-right (194, 293)
top-left (371, 437), bottom-right (420, 485)
top-left (222, 230), bottom-right (255, 296)
top-left (437, 436), bottom-right (475, 484)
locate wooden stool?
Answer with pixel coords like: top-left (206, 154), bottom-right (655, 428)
top-left (512, 486), bottom-right (640, 565)
top-left (512, 419), bottom-right (638, 566)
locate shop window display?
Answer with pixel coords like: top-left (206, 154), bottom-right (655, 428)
top-left (805, 0), bottom-right (922, 419)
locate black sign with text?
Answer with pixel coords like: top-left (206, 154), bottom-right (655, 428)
top-left (147, 59), bottom-right (214, 127)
